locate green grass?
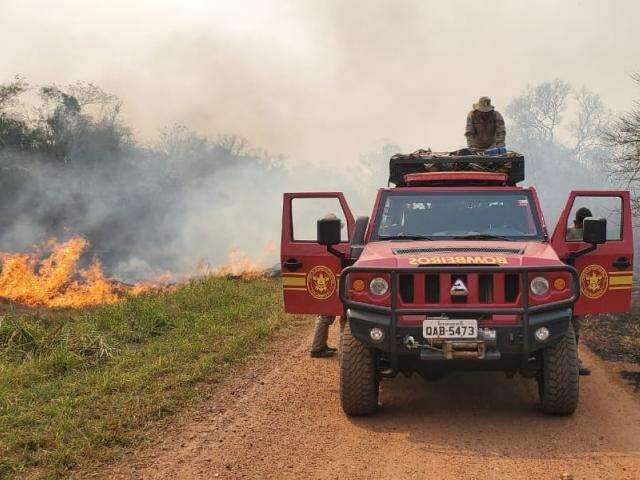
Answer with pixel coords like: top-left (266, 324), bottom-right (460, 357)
top-left (0, 277), bottom-right (302, 479)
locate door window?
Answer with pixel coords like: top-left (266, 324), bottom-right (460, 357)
top-left (291, 197), bottom-right (348, 242)
top-left (565, 196), bottom-right (623, 242)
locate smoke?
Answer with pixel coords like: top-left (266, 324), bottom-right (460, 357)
top-left (4, 1), bottom-right (639, 160)
top-left (0, 1), bottom-right (639, 279)
top-left (0, 76), bottom-right (628, 282)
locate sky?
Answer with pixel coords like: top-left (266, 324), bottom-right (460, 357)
top-left (2, 0), bottom-right (640, 165)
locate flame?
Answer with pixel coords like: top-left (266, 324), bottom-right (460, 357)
top-left (214, 243), bottom-right (275, 280)
top-left (0, 237), bottom-right (277, 308)
top-left (0, 237), bottom-right (167, 308)
top-left (129, 272), bottom-right (175, 296)
top-left (214, 249), bottom-right (264, 279)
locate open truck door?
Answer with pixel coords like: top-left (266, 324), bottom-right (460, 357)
top-left (551, 191), bottom-right (634, 315)
top-left (281, 192), bottom-right (354, 315)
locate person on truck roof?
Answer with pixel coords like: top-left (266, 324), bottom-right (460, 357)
top-left (465, 96), bottom-right (506, 150)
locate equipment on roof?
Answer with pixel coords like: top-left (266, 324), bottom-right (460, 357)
top-left (388, 149), bottom-right (524, 187)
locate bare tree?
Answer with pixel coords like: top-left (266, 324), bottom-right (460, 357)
top-left (0, 76), bottom-right (27, 109)
top-left (571, 87), bottom-right (611, 165)
top-left (66, 82), bottom-right (118, 108)
top-left (604, 75), bottom-right (640, 189)
top-left (0, 77), bottom-right (39, 150)
top-left (506, 79), bottom-right (571, 143)
top-left (214, 134), bottom-right (250, 157)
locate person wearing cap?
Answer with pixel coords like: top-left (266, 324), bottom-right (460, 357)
top-left (465, 96), bottom-right (506, 150)
top-left (567, 207), bottom-right (593, 241)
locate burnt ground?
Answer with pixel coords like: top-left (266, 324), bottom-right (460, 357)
top-left (583, 313), bottom-right (640, 365)
top-left (582, 292), bottom-right (640, 393)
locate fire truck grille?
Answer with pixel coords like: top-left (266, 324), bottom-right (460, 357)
top-left (397, 272), bottom-right (521, 305)
top-left (393, 246), bottom-right (523, 255)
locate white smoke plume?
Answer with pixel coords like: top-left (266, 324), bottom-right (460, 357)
top-left (0, 1), bottom-right (638, 279)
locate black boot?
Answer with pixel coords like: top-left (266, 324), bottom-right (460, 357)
top-left (579, 359), bottom-right (591, 376)
top-left (310, 347), bottom-right (335, 358)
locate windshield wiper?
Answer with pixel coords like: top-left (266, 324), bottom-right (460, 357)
top-left (378, 234), bottom-right (434, 241)
top-left (452, 234), bottom-right (513, 241)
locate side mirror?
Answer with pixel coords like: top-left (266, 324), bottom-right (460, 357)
top-left (349, 216), bottom-right (369, 259)
top-left (317, 216), bottom-right (342, 245)
top-left (583, 217), bottom-right (607, 244)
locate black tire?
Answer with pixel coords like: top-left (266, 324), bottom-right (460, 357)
top-left (338, 317), bottom-right (346, 359)
top-left (339, 321), bottom-right (379, 416)
top-left (538, 323), bottom-right (579, 415)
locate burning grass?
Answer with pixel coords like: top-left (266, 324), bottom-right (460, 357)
top-left (214, 248), bottom-right (267, 279)
top-left (0, 236), bottom-right (278, 310)
top-left (0, 236), bottom-right (173, 308)
top-left (212, 242), bottom-right (278, 280)
top-left (0, 276), bottom-right (303, 479)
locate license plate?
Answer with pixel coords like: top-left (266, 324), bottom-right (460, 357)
top-left (423, 318), bottom-right (478, 339)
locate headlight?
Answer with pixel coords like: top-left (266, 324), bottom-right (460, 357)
top-left (369, 277), bottom-right (389, 296)
top-left (530, 276), bottom-right (549, 296)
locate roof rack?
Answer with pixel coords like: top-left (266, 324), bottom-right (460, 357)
top-left (389, 149), bottom-right (525, 187)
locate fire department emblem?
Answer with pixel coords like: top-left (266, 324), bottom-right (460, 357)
top-left (307, 265), bottom-right (337, 300)
top-left (579, 264), bottom-right (608, 299)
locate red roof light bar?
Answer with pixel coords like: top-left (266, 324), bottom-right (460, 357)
top-left (403, 171), bottom-right (508, 186)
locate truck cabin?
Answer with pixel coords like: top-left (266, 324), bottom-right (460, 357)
top-left (372, 151), bottom-right (541, 242)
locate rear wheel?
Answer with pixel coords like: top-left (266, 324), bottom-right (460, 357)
top-left (538, 323), bottom-right (579, 415)
top-left (339, 321), bottom-right (379, 416)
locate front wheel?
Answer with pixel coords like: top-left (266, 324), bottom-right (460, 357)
top-left (538, 323), bottom-right (579, 415)
top-left (339, 321), bottom-right (379, 416)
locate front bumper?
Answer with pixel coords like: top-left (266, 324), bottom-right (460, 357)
top-left (340, 265), bottom-right (579, 372)
top-left (348, 306), bottom-right (572, 357)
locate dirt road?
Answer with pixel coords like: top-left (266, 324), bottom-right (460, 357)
top-left (101, 322), bottom-right (640, 480)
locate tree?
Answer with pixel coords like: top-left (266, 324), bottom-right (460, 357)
top-left (571, 87), bottom-right (611, 165)
top-left (506, 79), bottom-right (571, 143)
top-left (604, 74), bottom-right (640, 209)
top-left (505, 80), bottom-right (613, 224)
top-left (0, 76), bottom-right (27, 109)
top-left (36, 83), bottom-right (131, 164)
top-left (0, 76), bottom-right (42, 151)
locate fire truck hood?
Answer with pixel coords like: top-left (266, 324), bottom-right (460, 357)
top-left (355, 240), bottom-right (562, 268)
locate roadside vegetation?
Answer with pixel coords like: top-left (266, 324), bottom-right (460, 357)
top-left (583, 312), bottom-right (640, 365)
top-left (0, 277), bottom-right (301, 479)
top-left (583, 310), bottom-right (640, 392)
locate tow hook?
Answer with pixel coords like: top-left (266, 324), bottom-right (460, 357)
top-left (443, 341), bottom-right (486, 360)
top-left (403, 335), bottom-right (419, 349)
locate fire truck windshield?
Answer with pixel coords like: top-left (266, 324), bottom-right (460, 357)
top-left (375, 191), bottom-right (543, 241)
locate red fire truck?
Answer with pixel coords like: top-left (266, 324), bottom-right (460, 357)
top-left (281, 151), bottom-right (633, 416)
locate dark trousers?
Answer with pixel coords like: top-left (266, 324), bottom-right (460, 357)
top-left (310, 315), bottom-right (335, 353)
